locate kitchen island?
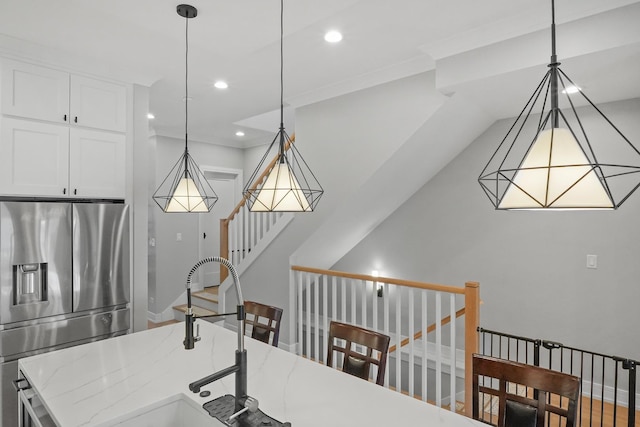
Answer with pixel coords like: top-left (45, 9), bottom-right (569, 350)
top-left (18, 321), bottom-right (483, 426)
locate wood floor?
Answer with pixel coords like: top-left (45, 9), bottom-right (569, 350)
top-left (147, 319), bottom-right (179, 329)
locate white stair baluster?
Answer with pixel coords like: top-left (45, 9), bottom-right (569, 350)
top-left (435, 291), bottom-right (442, 407)
top-left (421, 290), bottom-right (428, 402)
top-left (395, 286), bottom-right (402, 394)
top-left (313, 274), bottom-right (320, 363)
top-left (449, 293), bottom-right (456, 411)
top-left (305, 273), bottom-right (311, 360)
top-left (384, 282), bottom-right (390, 388)
top-left (409, 287), bottom-right (415, 398)
top-left (297, 270), bottom-right (303, 356)
top-left (340, 278), bottom-right (346, 324)
top-left (322, 274), bottom-right (328, 365)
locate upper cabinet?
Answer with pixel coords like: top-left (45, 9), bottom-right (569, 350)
top-left (0, 58), bottom-right (128, 199)
top-left (0, 60), bottom-right (69, 124)
top-left (70, 75), bottom-right (126, 132)
top-left (1, 59), bottom-right (126, 132)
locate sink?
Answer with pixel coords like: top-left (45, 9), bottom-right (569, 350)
top-left (112, 393), bottom-right (224, 427)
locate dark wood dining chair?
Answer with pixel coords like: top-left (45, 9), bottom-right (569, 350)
top-left (244, 300), bottom-right (283, 347)
top-left (472, 354), bottom-right (580, 427)
top-left (326, 321), bottom-right (390, 386)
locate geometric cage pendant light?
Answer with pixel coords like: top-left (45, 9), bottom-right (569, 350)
top-left (243, 0), bottom-right (323, 212)
top-left (478, 0), bottom-right (640, 210)
top-left (153, 4), bottom-right (218, 213)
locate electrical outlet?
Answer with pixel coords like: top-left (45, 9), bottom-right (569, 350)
top-left (176, 233), bottom-right (182, 241)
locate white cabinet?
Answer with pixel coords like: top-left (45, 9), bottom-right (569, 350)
top-left (0, 59), bottom-right (127, 198)
top-left (0, 118), bottom-right (125, 198)
top-left (0, 118), bottom-right (69, 197)
top-left (70, 75), bottom-right (126, 132)
top-left (70, 128), bottom-right (125, 198)
top-left (1, 59), bottom-right (126, 132)
top-left (0, 60), bottom-right (69, 124)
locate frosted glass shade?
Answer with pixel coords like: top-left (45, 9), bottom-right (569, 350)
top-left (251, 163), bottom-right (311, 212)
top-left (499, 128), bottom-right (613, 209)
top-left (165, 177), bottom-right (209, 212)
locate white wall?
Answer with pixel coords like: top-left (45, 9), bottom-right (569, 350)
top-left (332, 98), bottom-right (640, 360)
top-left (149, 135), bottom-right (244, 313)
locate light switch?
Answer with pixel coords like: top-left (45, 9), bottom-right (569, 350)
top-left (586, 254), bottom-right (597, 269)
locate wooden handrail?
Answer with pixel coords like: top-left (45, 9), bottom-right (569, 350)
top-left (291, 265), bottom-right (466, 295)
top-left (226, 134), bottom-right (294, 223)
top-left (388, 307), bottom-right (467, 354)
top-left (219, 135), bottom-right (295, 283)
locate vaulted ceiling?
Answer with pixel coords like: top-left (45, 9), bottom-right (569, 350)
top-left (1, 0), bottom-right (639, 147)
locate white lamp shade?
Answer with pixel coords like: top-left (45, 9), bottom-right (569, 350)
top-left (165, 177), bottom-right (209, 212)
top-left (499, 128), bottom-right (613, 209)
top-left (251, 163), bottom-right (311, 212)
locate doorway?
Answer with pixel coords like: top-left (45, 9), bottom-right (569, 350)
top-left (198, 167), bottom-right (242, 287)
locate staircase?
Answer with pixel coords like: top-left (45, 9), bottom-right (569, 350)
top-left (173, 286), bottom-right (221, 321)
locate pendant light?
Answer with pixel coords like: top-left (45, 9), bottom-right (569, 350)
top-left (153, 4), bottom-right (218, 213)
top-left (243, 0), bottom-right (323, 212)
top-left (478, 0), bottom-right (640, 210)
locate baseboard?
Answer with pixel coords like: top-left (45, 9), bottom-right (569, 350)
top-left (147, 311), bottom-right (163, 323)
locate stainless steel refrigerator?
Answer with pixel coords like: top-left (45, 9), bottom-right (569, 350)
top-left (0, 201), bottom-right (130, 427)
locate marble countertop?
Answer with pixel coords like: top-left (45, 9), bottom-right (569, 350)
top-left (19, 321), bottom-right (483, 427)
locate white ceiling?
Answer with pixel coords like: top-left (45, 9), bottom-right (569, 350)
top-left (1, 0), bottom-right (639, 148)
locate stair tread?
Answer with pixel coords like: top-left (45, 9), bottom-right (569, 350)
top-left (173, 304), bottom-right (217, 317)
top-left (192, 289), bottom-right (219, 303)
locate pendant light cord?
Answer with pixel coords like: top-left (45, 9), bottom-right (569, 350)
top-left (280, 0), bottom-right (284, 130)
top-left (550, 0), bottom-right (559, 127)
top-left (185, 13), bottom-right (190, 154)
top-left (550, 0), bottom-right (556, 61)
top-left (277, 0), bottom-right (286, 158)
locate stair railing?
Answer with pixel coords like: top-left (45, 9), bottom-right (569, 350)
top-left (478, 327), bottom-right (639, 427)
top-left (219, 136), bottom-right (294, 283)
top-left (290, 265), bottom-right (479, 415)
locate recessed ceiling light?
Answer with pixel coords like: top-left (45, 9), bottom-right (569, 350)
top-left (562, 85), bottom-right (581, 94)
top-left (147, 113), bottom-right (155, 120)
top-left (235, 131), bottom-right (245, 137)
top-left (214, 81), bottom-right (228, 89)
top-left (324, 30), bottom-right (343, 43)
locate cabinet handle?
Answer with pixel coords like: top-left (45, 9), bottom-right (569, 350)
top-left (12, 378), bottom-right (31, 392)
top-left (74, 189), bottom-right (77, 195)
top-left (74, 116), bottom-right (78, 123)
top-left (64, 114), bottom-right (67, 122)
top-left (63, 188), bottom-right (67, 195)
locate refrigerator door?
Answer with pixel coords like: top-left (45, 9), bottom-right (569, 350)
top-left (72, 203), bottom-right (130, 312)
top-left (0, 202), bottom-right (73, 324)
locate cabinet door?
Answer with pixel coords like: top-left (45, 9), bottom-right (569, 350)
top-left (0, 59), bottom-right (69, 124)
top-left (0, 118), bottom-right (69, 197)
top-left (69, 129), bottom-right (125, 198)
top-left (70, 76), bottom-right (126, 132)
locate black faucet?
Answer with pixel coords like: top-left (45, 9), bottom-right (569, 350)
top-left (182, 257), bottom-right (247, 411)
